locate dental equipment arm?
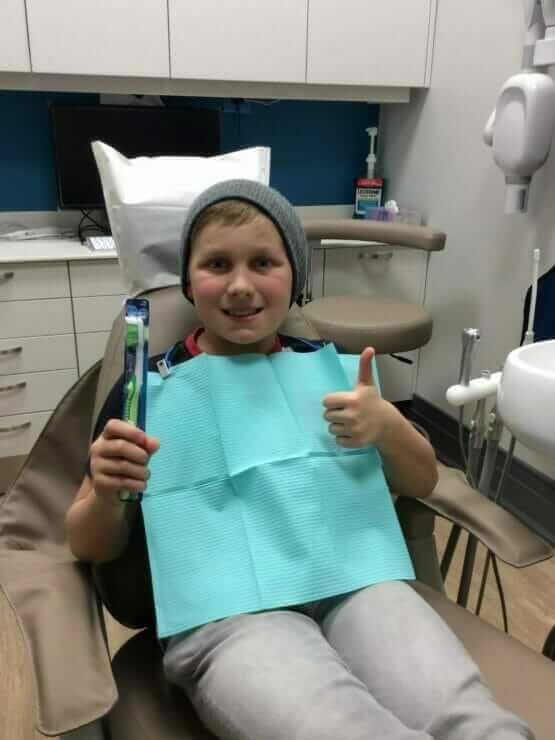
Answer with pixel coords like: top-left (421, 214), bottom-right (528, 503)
top-left (484, 0), bottom-right (555, 213)
top-left (458, 329), bottom-right (480, 387)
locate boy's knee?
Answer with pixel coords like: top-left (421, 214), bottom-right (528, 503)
top-left (164, 610), bottom-right (315, 687)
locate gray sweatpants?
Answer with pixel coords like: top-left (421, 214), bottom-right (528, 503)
top-left (163, 581), bottom-right (532, 740)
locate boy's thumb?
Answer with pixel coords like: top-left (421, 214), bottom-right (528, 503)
top-left (357, 347), bottom-right (376, 387)
top-left (146, 436), bottom-right (160, 455)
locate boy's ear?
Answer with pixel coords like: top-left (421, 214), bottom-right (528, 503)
top-left (185, 281), bottom-right (193, 301)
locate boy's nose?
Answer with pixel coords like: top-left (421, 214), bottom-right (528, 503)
top-left (227, 268), bottom-right (254, 296)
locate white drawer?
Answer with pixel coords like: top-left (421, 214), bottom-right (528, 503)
top-left (0, 369), bottom-right (78, 416)
top-left (76, 331), bottom-right (110, 375)
top-left (0, 334), bottom-right (77, 375)
top-left (0, 298), bottom-right (74, 338)
top-left (0, 262), bottom-right (70, 301)
top-left (73, 295), bottom-right (125, 333)
top-left (69, 259), bottom-right (127, 297)
top-left (0, 411), bottom-right (51, 457)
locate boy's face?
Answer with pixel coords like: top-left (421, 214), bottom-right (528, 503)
top-left (186, 214), bottom-right (293, 354)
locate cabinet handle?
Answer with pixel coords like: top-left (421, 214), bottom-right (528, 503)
top-left (358, 250), bottom-right (393, 261)
top-left (0, 346), bottom-right (22, 356)
top-left (0, 421), bottom-right (31, 433)
top-left (0, 271), bottom-right (14, 282)
top-left (0, 381), bottom-right (26, 393)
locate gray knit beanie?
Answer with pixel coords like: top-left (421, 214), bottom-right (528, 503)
top-left (181, 179), bottom-right (307, 305)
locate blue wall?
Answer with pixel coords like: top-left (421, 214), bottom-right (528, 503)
top-left (0, 91), bottom-right (379, 210)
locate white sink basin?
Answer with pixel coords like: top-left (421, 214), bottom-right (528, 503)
top-left (497, 339), bottom-right (555, 456)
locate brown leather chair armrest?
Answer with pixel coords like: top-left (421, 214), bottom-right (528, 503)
top-left (303, 219), bottom-right (446, 252)
top-left (420, 463), bottom-right (553, 568)
top-left (0, 364), bottom-right (118, 735)
top-left (0, 554), bottom-right (117, 736)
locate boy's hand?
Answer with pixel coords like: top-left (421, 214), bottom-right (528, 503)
top-left (323, 347), bottom-right (395, 449)
top-left (89, 418), bottom-right (160, 503)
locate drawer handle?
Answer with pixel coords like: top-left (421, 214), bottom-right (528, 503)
top-left (0, 380), bottom-right (27, 393)
top-left (0, 271), bottom-right (14, 282)
top-left (0, 381), bottom-right (26, 393)
top-left (358, 250), bottom-right (394, 261)
top-left (0, 421), bottom-right (31, 433)
top-left (0, 346), bottom-right (22, 356)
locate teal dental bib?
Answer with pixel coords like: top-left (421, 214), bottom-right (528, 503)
top-left (142, 344), bottom-right (414, 638)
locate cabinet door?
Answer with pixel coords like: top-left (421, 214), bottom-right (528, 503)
top-left (0, 411), bottom-right (50, 458)
top-left (0, 369), bottom-right (77, 416)
top-left (0, 299), bottom-right (73, 339)
top-left (0, 0), bottom-right (31, 72)
top-left (73, 295), bottom-right (126, 333)
top-left (169, 0), bottom-right (308, 83)
top-left (26, 0), bottom-right (169, 77)
top-left (307, 0), bottom-right (432, 87)
top-left (76, 331), bottom-right (110, 375)
top-left (69, 260), bottom-right (126, 297)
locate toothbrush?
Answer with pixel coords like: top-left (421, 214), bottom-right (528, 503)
top-left (120, 300), bottom-right (149, 502)
top-left (123, 316), bottom-right (144, 427)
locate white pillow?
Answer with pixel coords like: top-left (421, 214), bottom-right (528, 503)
top-left (91, 142), bottom-right (271, 296)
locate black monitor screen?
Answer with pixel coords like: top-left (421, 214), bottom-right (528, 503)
top-left (50, 104), bottom-right (220, 209)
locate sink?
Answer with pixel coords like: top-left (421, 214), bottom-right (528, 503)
top-left (497, 339), bottom-right (555, 456)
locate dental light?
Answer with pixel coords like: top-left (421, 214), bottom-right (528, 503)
top-left (484, 0), bottom-right (555, 213)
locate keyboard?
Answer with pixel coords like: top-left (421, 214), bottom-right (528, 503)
top-left (86, 235), bottom-right (116, 251)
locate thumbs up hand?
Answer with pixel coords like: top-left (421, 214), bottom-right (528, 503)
top-left (323, 347), bottom-right (395, 449)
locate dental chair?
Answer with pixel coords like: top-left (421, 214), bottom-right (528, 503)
top-left (301, 220), bottom-right (443, 355)
top-left (1, 228), bottom-right (555, 740)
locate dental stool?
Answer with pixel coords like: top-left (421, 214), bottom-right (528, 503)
top-left (1, 286), bottom-right (554, 740)
top-left (301, 220), bottom-right (445, 355)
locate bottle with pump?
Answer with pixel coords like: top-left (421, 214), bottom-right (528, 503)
top-left (354, 127), bottom-right (385, 218)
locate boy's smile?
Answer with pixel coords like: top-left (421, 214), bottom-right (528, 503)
top-left (186, 215), bottom-right (293, 355)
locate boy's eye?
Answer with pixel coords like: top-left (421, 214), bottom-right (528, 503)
top-left (207, 258), bottom-right (229, 270)
top-left (254, 257), bottom-right (272, 269)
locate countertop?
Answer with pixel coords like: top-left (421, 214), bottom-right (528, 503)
top-left (0, 238), bottom-right (117, 263)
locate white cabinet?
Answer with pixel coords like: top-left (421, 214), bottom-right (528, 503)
top-left (73, 295), bottom-right (126, 334)
top-left (0, 263), bottom-right (70, 301)
top-left (0, 369), bottom-right (77, 416)
top-left (169, 0), bottom-right (308, 83)
top-left (0, 262), bottom-right (77, 471)
top-left (0, 335), bottom-right (77, 375)
top-left (69, 260), bottom-right (126, 374)
top-left (2, 0), bottom-right (435, 92)
top-left (0, 254), bottom-right (125, 483)
top-left (307, 0), bottom-right (432, 87)
top-left (0, 411), bottom-right (51, 458)
top-left (76, 332), bottom-right (111, 374)
top-left (69, 260), bottom-right (127, 297)
top-left (0, 0), bottom-right (31, 72)
top-left (0, 299), bottom-right (74, 339)
top-left (25, 0), bottom-right (169, 77)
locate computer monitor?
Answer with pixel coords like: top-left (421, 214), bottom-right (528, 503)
top-left (50, 104), bottom-right (220, 210)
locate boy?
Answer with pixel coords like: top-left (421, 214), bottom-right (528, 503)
top-left (66, 180), bottom-right (532, 739)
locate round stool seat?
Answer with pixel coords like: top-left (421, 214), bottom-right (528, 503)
top-left (302, 295), bottom-right (433, 354)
